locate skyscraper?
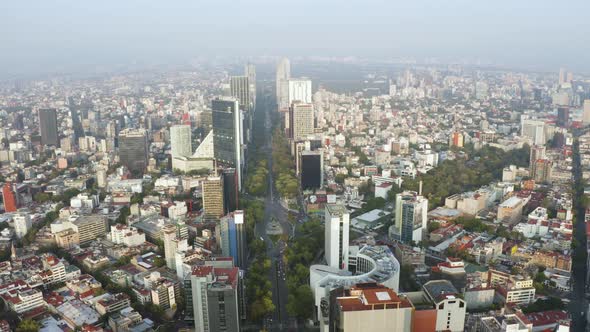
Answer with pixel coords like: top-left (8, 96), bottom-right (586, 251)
top-left (300, 150), bottom-right (323, 190)
top-left (170, 125), bottom-right (192, 158)
top-left (394, 191), bottom-right (428, 243)
top-left (529, 145), bottom-right (546, 171)
top-left (288, 79), bottom-right (312, 105)
top-left (289, 102), bottom-right (314, 141)
top-left (230, 76), bottom-right (250, 112)
top-left (2, 183), bottom-right (17, 212)
top-left (531, 159), bottom-right (553, 183)
top-left (212, 98), bottom-right (243, 189)
top-left (557, 107), bottom-right (569, 128)
top-left (118, 128), bottom-right (148, 176)
top-left (202, 176), bottom-right (225, 220)
top-left (583, 100), bottom-right (590, 124)
top-left (245, 63), bottom-right (256, 109)
top-left (217, 210), bottom-right (246, 269)
top-left (276, 58), bottom-right (291, 110)
top-left (222, 168), bottom-right (239, 214)
top-left (325, 204), bottom-right (350, 270)
top-left (39, 108), bottom-right (59, 146)
top-left (230, 76), bottom-right (251, 143)
top-left (189, 266), bottom-right (241, 332)
top-left (559, 68), bottom-right (566, 85)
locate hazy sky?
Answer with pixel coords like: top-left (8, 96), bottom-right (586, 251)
top-left (2, 0), bottom-right (589, 77)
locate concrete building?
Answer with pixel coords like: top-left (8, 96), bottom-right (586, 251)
top-left (170, 125), bottom-right (192, 159)
top-left (75, 215), bottom-right (108, 244)
top-left (521, 118), bottom-right (546, 145)
top-left (288, 79), bottom-right (312, 104)
top-left (189, 266), bottom-right (241, 332)
top-left (289, 102), bottom-right (314, 141)
top-left (393, 191), bottom-right (428, 243)
top-left (217, 210), bottom-right (246, 269)
top-left (118, 128), bottom-right (149, 175)
top-left (583, 99), bottom-right (590, 124)
top-left (325, 204), bottom-right (350, 270)
top-left (211, 98), bottom-right (243, 189)
top-left (405, 280), bottom-right (466, 332)
top-left (310, 245), bottom-right (401, 322)
top-left (0, 287), bottom-right (45, 314)
top-left (163, 224), bottom-right (188, 270)
top-left (487, 269), bottom-right (535, 305)
top-left (202, 176), bottom-right (225, 220)
top-left (478, 314), bottom-right (532, 332)
top-left (300, 149), bottom-right (323, 190)
top-left (39, 108), bottom-right (59, 146)
top-left (531, 159), bottom-right (553, 183)
top-left (330, 284), bottom-right (413, 332)
top-left (276, 58), bottom-right (291, 110)
top-left (110, 224), bottom-right (146, 247)
top-left (13, 212), bottom-right (31, 239)
top-left (497, 196), bottom-right (524, 224)
top-left (55, 229), bottom-right (80, 249)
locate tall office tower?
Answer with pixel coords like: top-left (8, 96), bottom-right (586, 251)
top-left (531, 159), bottom-right (553, 183)
top-left (393, 191), bottom-right (428, 243)
top-left (290, 102), bottom-right (314, 141)
top-left (557, 107), bottom-right (569, 128)
top-left (38, 108), bottom-right (59, 146)
top-left (325, 204), bottom-right (350, 270)
top-left (559, 68), bottom-right (566, 85)
top-left (118, 128), bottom-right (148, 176)
top-left (222, 168), bottom-right (239, 214)
top-left (584, 100), bottom-right (590, 124)
top-left (529, 145), bottom-right (546, 170)
top-left (13, 213), bottom-right (31, 239)
top-left (170, 125), bottom-right (192, 158)
top-left (520, 118), bottom-right (546, 145)
top-left (212, 98), bottom-right (243, 189)
top-left (230, 76), bottom-right (251, 143)
top-left (217, 210), bottom-right (246, 268)
top-left (202, 176), bottom-right (225, 220)
top-left (190, 266), bottom-right (241, 332)
top-left (245, 63), bottom-right (256, 109)
top-left (2, 183), bottom-right (17, 212)
top-left (329, 284), bottom-right (413, 332)
top-left (163, 224), bottom-right (188, 270)
top-left (276, 58), bottom-right (291, 110)
top-left (230, 76), bottom-right (251, 112)
top-left (288, 79), bottom-right (312, 104)
top-left (300, 150), bottom-right (323, 190)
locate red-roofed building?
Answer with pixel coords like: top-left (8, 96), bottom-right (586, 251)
top-left (524, 310), bottom-right (570, 331)
top-left (188, 265), bottom-right (241, 332)
top-left (331, 283), bottom-right (414, 332)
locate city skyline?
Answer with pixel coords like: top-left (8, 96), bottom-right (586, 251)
top-left (2, 0), bottom-right (590, 79)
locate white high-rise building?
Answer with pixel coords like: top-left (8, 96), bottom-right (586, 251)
top-left (245, 63), bottom-right (256, 109)
top-left (583, 99), bottom-right (590, 124)
top-left (325, 204), bottom-right (350, 270)
top-left (520, 118), bottom-right (546, 145)
top-left (393, 191), bottom-right (428, 243)
top-left (276, 58), bottom-right (291, 110)
top-left (13, 213), bottom-right (31, 239)
top-left (288, 79), bottom-right (312, 105)
top-left (163, 224), bottom-right (187, 270)
top-left (170, 125), bottom-right (192, 158)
